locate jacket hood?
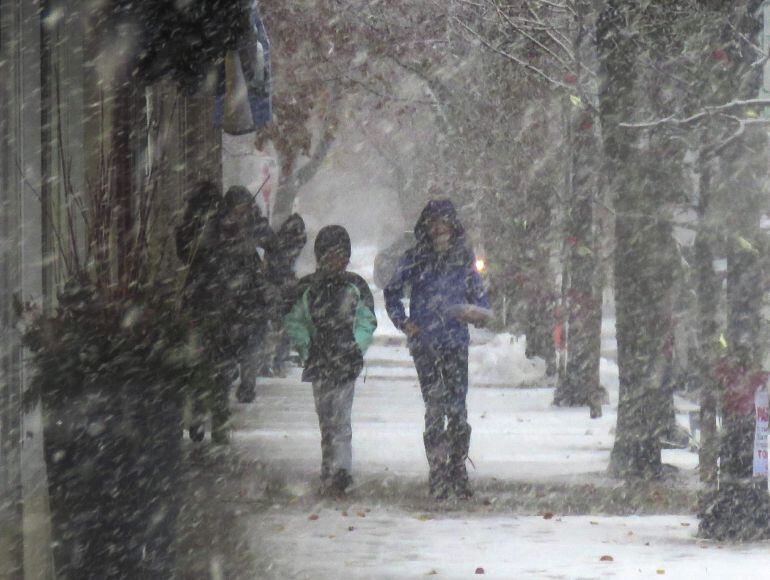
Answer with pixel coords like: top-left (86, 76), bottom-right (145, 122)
top-left (314, 224), bottom-right (351, 261)
top-left (224, 185), bottom-right (254, 209)
top-left (414, 199), bottom-right (465, 247)
top-left (278, 213), bottom-right (307, 253)
top-left (185, 181), bottom-right (220, 216)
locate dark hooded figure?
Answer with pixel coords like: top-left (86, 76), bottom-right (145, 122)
top-left (176, 181), bottom-right (232, 443)
top-left (220, 185), bottom-right (278, 405)
top-left (384, 199), bottom-right (489, 500)
top-left (268, 213), bottom-right (308, 306)
top-left (265, 213), bottom-right (308, 375)
top-left (176, 181), bottom-right (225, 313)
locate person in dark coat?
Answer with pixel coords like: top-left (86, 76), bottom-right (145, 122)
top-left (384, 199), bottom-right (490, 499)
top-left (285, 225), bottom-right (377, 497)
top-left (266, 213), bottom-right (307, 375)
top-left (220, 185), bottom-right (278, 404)
top-left (176, 181), bottom-right (232, 443)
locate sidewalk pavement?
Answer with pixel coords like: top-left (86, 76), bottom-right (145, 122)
top-left (206, 337), bottom-right (730, 579)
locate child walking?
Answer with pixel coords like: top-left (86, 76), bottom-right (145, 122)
top-left (285, 225), bottom-right (377, 496)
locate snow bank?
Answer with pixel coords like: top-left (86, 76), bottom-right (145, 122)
top-left (469, 333), bottom-right (546, 388)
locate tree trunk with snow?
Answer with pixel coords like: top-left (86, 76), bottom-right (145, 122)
top-left (693, 153), bottom-right (721, 485)
top-left (598, 2), bottom-right (668, 479)
top-left (697, 0), bottom-right (770, 541)
top-left (554, 4), bottom-right (602, 416)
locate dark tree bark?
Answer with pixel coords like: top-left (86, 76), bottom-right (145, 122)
top-left (523, 186), bottom-right (558, 377)
top-left (697, 0), bottom-right (770, 541)
top-left (693, 153), bottom-right (720, 485)
top-left (554, 3), bottom-right (602, 416)
top-left (598, 1), bottom-right (671, 479)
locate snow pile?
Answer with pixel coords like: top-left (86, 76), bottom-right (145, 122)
top-left (469, 333), bottom-right (546, 388)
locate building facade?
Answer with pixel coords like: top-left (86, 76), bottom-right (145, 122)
top-left (1, 2), bottom-right (223, 576)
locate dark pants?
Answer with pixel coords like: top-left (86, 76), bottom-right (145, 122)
top-left (190, 356), bottom-right (232, 442)
top-left (411, 342), bottom-right (471, 490)
top-left (312, 378), bottom-right (355, 484)
top-left (188, 317), bottom-right (233, 441)
top-left (235, 330), bottom-right (263, 401)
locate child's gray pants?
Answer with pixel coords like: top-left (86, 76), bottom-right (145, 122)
top-left (312, 379), bottom-right (355, 482)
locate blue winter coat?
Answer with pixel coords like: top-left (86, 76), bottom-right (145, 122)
top-left (384, 199), bottom-right (489, 349)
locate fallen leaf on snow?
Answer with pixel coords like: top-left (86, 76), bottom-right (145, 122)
top-left (542, 512), bottom-right (554, 520)
top-left (348, 526), bottom-right (355, 532)
top-left (356, 511), bottom-right (367, 518)
top-left (600, 555), bottom-right (614, 562)
top-left (426, 570), bottom-right (438, 576)
top-left (417, 514), bottom-right (434, 521)
top-left (341, 511), bottom-right (348, 517)
top-left (680, 522), bottom-right (690, 527)
top-left (656, 570), bottom-right (665, 575)
top-left (474, 567), bottom-right (485, 574)
top-left (589, 521), bottom-right (599, 525)
top-left (308, 514), bottom-right (319, 521)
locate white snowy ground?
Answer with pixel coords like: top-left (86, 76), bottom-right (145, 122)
top-left (229, 247), bottom-right (769, 578)
top-left (253, 510), bottom-right (770, 579)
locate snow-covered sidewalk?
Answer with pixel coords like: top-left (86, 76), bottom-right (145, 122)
top-left (228, 359), bottom-right (770, 578)
top-left (221, 322), bottom-right (768, 578)
top-left (216, 246), bottom-right (768, 577)
top-left (250, 509), bottom-right (770, 579)
top-left (234, 364), bottom-right (696, 489)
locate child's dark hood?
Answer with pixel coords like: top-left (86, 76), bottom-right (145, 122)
top-left (414, 199), bottom-right (465, 248)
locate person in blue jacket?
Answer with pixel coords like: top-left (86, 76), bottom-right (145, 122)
top-left (385, 199), bottom-right (489, 499)
top-left (285, 225), bottom-right (377, 497)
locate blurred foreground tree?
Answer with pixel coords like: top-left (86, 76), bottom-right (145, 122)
top-left (697, 0), bottom-right (770, 541)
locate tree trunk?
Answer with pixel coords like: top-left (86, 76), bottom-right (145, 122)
top-left (523, 186), bottom-right (557, 377)
top-left (598, 2), bottom-right (667, 479)
top-left (597, 0), bottom-right (661, 477)
top-left (698, 0), bottom-right (770, 541)
top-left (555, 4), bottom-right (602, 415)
top-left (694, 152), bottom-right (720, 484)
top-left (555, 107), bottom-right (602, 412)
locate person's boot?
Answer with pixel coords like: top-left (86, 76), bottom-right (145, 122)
top-left (449, 424), bottom-right (473, 499)
top-left (424, 431), bottom-right (450, 500)
top-left (236, 381), bottom-right (255, 403)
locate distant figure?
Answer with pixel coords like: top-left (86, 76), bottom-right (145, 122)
top-left (221, 185), bottom-right (278, 405)
top-left (285, 225), bottom-right (377, 497)
top-left (266, 213), bottom-right (308, 375)
top-left (176, 181), bottom-right (231, 443)
top-left (384, 199), bottom-right (490, 500)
